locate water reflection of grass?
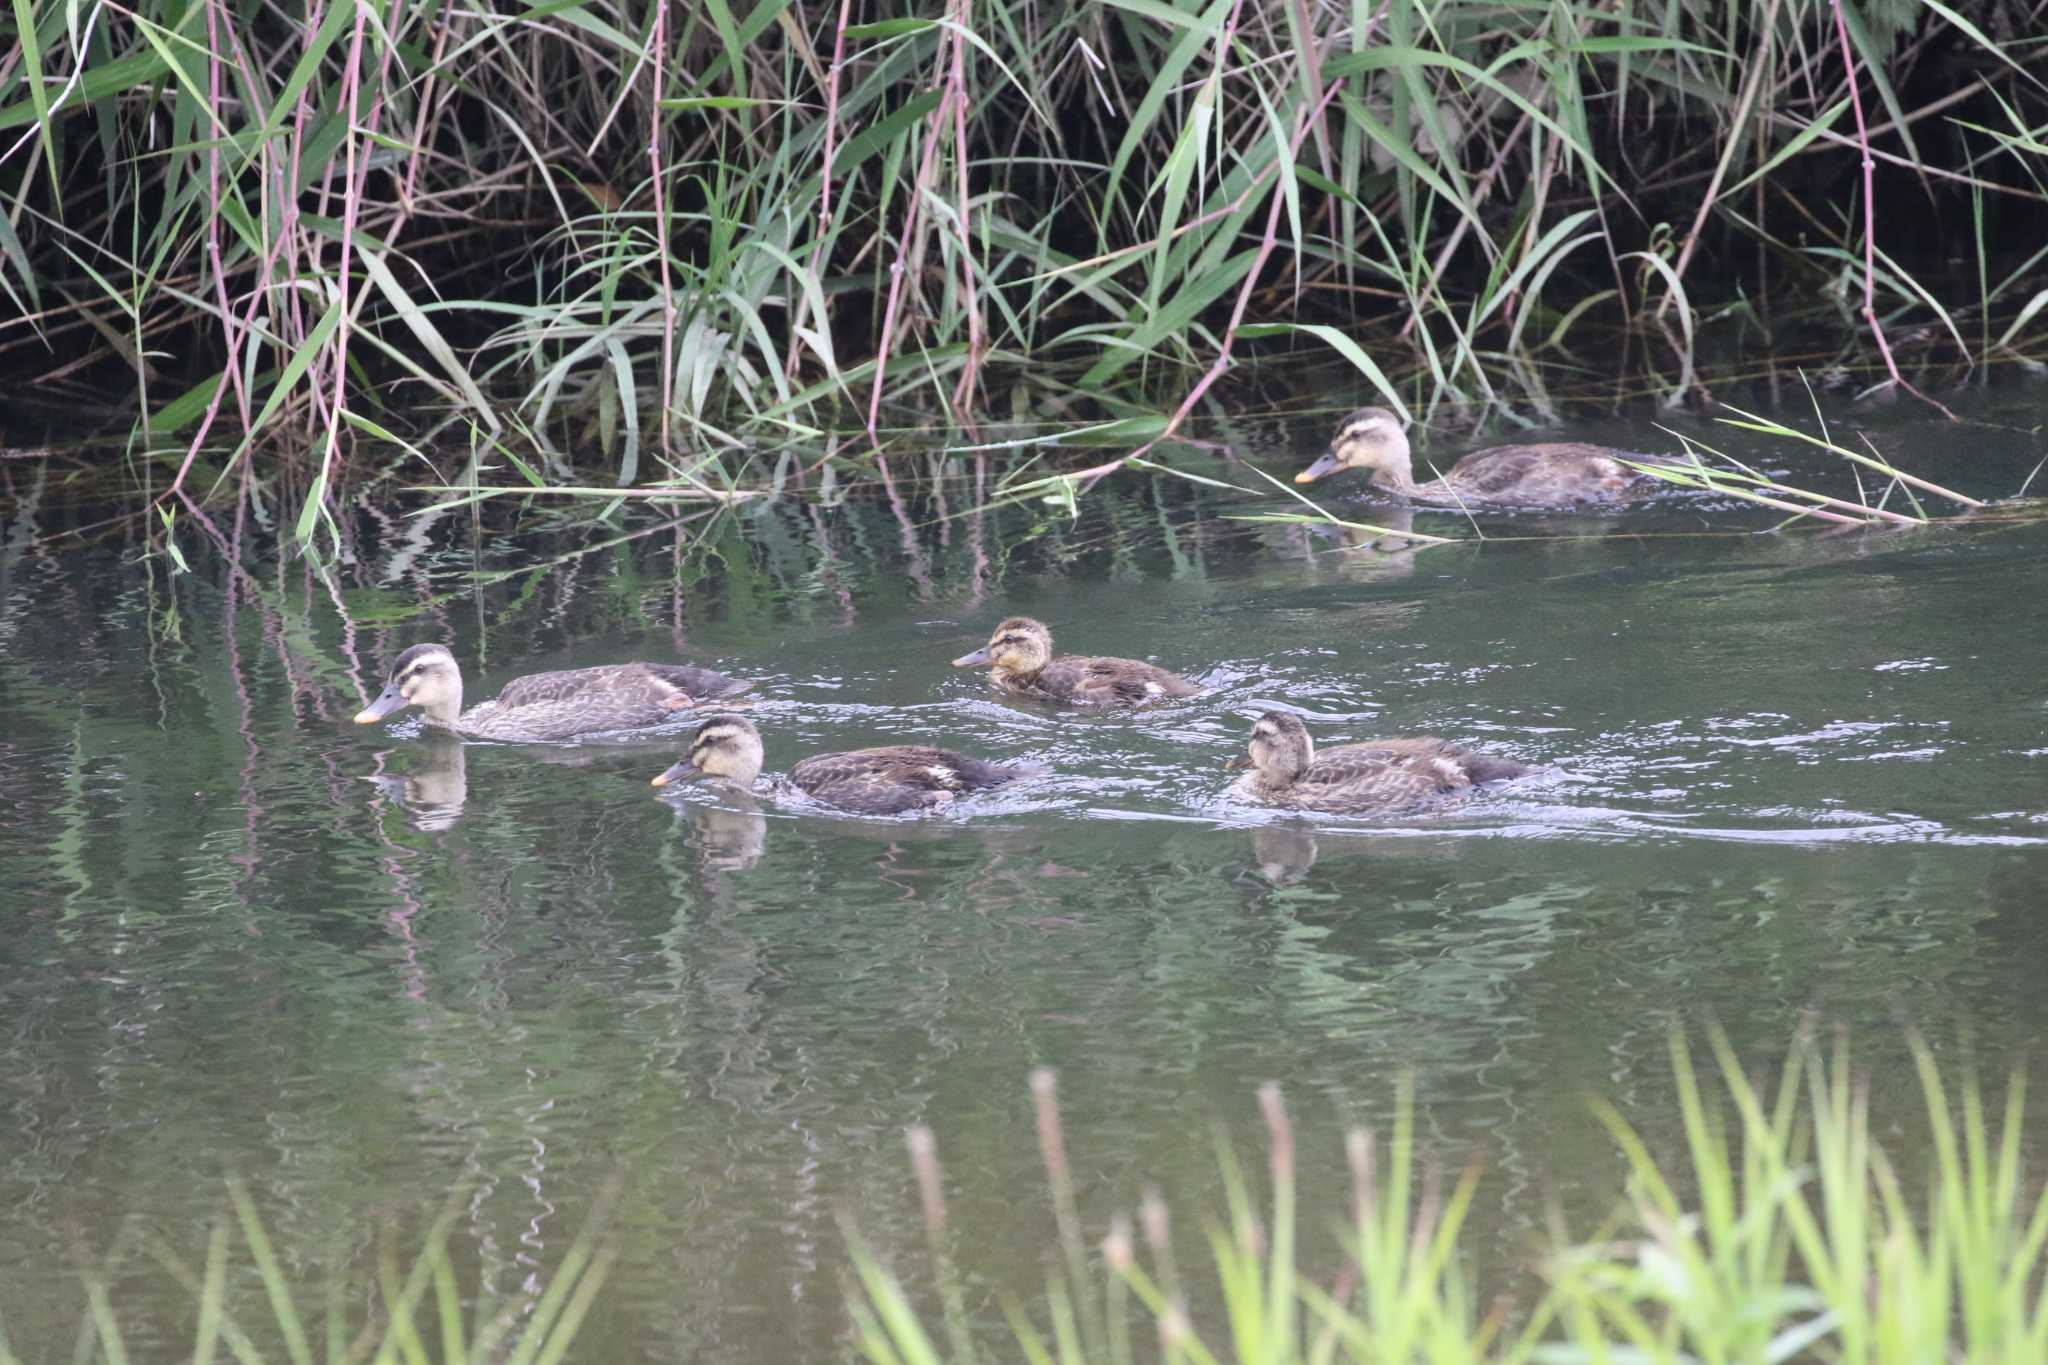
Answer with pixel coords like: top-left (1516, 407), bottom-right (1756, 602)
top-left (848, 1033), bottom-right (2048, 1364)
top-left (15, 1183), bottom-right (612, 1365)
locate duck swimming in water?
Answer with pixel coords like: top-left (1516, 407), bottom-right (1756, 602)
top-left (1229, 710), bottom-right (1526, 816)
top-left (652, 713), bottom-right (1039, 816)
top-left (353, 643), bottom-right (750, 743)
top-left (1296, 407), bottom-right (1650, 508)
top-left (951, 616), bottom-right (1199, 705)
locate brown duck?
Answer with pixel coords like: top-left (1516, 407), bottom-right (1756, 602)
top-left (951, 616), bottom-right (1199, 705)
top-left (1229, 710), bottom-right (1526, 816)
top-left (651, 713), bottom-right (1039, 816)
top-left (354, 643), bottom-right (749, 742)
top-left (1296, 407), bottom-right (1650, 508)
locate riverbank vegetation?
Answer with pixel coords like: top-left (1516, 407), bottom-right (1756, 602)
top-left (4, 0), bottom-right (2048, 515)
top-left (18, 1032), bottom-right (2044, 1362)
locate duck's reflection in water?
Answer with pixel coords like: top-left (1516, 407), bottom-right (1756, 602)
top-left (1301, 506), bottom-right (1436, 582)
top-left (1241, 820), bottom-right (1470, 887)
top-left (688, 795), bottom-right (768, 872)
top-left (365, 738), bottom-right (469, 832)
top-left (1248, 823), bottom-right (1321, 883)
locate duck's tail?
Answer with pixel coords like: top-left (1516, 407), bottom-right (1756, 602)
top-left (955, 757), bottom-right (1048, 789)
top-left (651, 663), bottom-right (753, 700)
top-left (1460, 752), bottom-right (1529, 785)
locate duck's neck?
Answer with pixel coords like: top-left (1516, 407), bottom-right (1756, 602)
top-left (422, 680), bottom-right (464, 726)
top-left (1367, 442), bottom-right (1424, 496)
top-left (1250, 765), bottom-right (1302, 794)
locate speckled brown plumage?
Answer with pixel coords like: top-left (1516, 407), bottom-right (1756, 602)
top-left (355, 643), bottom-right (750, 742)
top-left (951, 616), bottom-right (1199, 706)
top-left (1297, 407), bottom-right (1651, 509)
top-left (1231, 712), bottom-right (1526, 816)
top-left (653, 714), bottom-right (1041, 816)
top-left (787, 746), bottom-right (1031, 815)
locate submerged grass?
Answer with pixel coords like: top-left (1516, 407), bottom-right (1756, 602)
top-left (848, 1032), bottom-right (2048, 1364)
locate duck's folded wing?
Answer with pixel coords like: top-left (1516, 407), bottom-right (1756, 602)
top-left (1455, 444), bottom-right (1636, 500)
top-left (1324, 739), bottom-right (1526, 787)
top-left (791, 750), bottom-right (948, 815)
top-left (493, 664), bottom-right (630, 709)
top-left (1306, 747), bottom-right (1468, 795)
top-left (1075, 656), bottom-right (1196, 702)
top-left (1446, 447), bottom-right (1555, 499)
top-left (791, 746), bottom-right (1031, 812)
top-left (494, 661), bottom-right (747, 712)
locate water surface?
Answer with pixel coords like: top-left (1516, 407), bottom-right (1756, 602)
top-left (2, 396), bottom-right (2044, 1357)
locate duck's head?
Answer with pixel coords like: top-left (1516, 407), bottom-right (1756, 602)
top-left (653, 712), bottom-right (765, 787)
top-left (951, 616), bottom-right (1053, 676)
top-left (1296, 406), bottom-right (1410, 484)
top-left (355, 643), bottom-right (464, 725)
top-left (1232, 710), bottom-right (1314, 782)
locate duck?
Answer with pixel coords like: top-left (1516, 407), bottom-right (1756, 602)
top-left (353, 643), bottom-right (750, 742)
top-left (1295, 406), bottom-right (1650, 508)
top-left (651, 713), bottom-right (1041, 816)
top-left (950, 616), bottom-right (1199, 705)
top-left (1228, 710), bottom-right (1526, 815)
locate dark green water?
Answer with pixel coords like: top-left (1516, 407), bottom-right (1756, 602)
top-left (2, 395), bottom-right (2045, 1358)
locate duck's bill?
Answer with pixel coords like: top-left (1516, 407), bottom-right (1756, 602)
top-left (353, 684), bottom-right (407, 724)
top-left (1223, 754), bottom-right (1252, 771)
top-left (650, 760), bottom-right (701, 788)
top-left (1294, 453), bottom-right (1344, 484)
top-left (950, 647), bottom-right (992, 668)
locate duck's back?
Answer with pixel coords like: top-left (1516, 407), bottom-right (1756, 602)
top-left (1012, 655), bottom-right (1198, 705)
top-left (790, 745), bottom-right (1029, 815)
top-left (1438, 443), bottom-right (1642, 506)
top-left (464, 661), bottom-right (748, 740)
top-left (1276, 738), bottom-right (1525, 814)
top-left (495, 662), bottom-right (746, 710)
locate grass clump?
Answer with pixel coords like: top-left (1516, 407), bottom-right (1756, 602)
top-left (848, 1032), bottom-right (2048, 1363)
top-left (6, 0), bottom-right (2048, 522)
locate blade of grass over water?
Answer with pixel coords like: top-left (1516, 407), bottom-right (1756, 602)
top-left (1715, 403), bottom-right (1988, 508)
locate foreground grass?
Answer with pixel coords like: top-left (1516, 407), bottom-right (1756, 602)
top-left (851, 1033), bottom-right (2048, 1364)
top-left (13, 1032), bottom-right (2041, 1361)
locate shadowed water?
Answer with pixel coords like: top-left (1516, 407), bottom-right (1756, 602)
top-left (1, 395), bottom-right (2044, 1358)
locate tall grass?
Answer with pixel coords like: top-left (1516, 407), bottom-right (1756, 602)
top-left (849, 1032), bottom-right (2048, 1364)
top-left (3, 0), bottom-right (2047, 517)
